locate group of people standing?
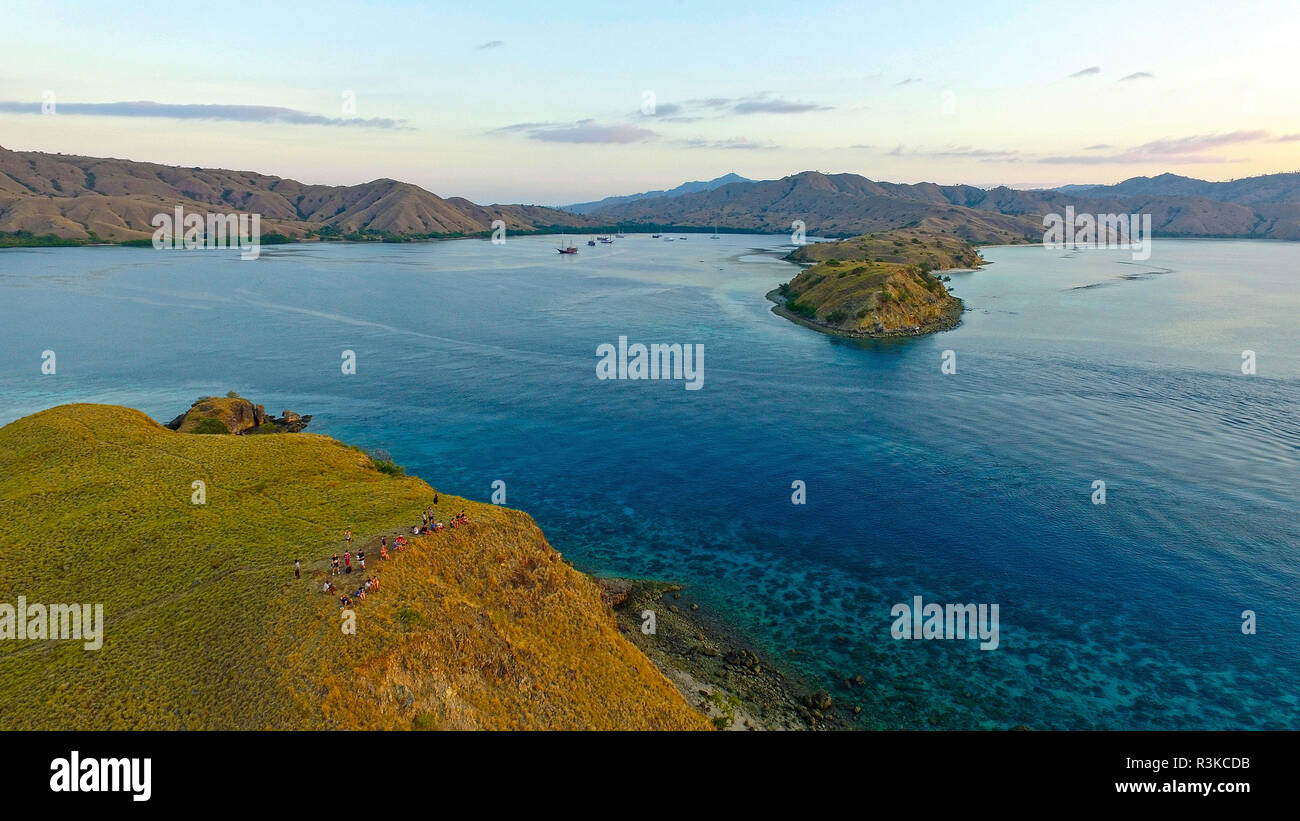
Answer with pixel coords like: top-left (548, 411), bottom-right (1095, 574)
top-left (298, 497), bottom-right (466, 612)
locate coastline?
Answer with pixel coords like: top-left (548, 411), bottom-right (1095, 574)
top-left (595, 577), bottom-right (847, 730)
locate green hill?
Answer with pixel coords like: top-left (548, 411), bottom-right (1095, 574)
top-left (770, 229), bottom-right (983, 337)
top-left (0, 403), bottom-right (707, 730)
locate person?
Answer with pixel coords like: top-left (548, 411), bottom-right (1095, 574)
top-left (344, 551), bottom-right (352, 574)
top-left (433, 493), bottom-right (439, 506)
top-left (380, 535), bottom-right (387, 551)
top-left (340, 595), bottom-right (351, 608)
top-left (358, 550), bottom-right (365, 570)
top-left (331, 554), bottom-right (340, 576)
top-left (294, 559), bottom-right (301, 580)
top-left (380, 544), bottom-right (388, 561)
top-left (421, 511), bottom-right (428, 527)
top-left (433, 521), bottom-right (443, 532)
top-left (323, 580), bottom-right (335, 594)
top-left (410, 525), bottom-right (419, 536)
top-left (344, 529), bottom-right (353, 547)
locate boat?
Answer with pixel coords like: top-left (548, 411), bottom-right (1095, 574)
top-left (615, 228), bottom-right (625, 238)
top-left (587, 239), bottom-right (596, 246)
top-left (651, 233), bottom-right (661, 238)
top-left (663, 237), bottom-right (674, 242)
top-left (557, 234), bottom-right (578, 254)
top-left (600, 237), bottom-right (614, 244)
top-left (711, 220), bottom-right (720, 239)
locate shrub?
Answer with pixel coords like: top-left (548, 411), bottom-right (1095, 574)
top-left (193, 418), bottom-right (230, 435)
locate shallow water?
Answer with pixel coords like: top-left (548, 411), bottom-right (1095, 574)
top-left (1, 235), bottom-right (1296, 729)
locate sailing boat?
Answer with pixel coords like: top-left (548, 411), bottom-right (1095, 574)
top-left (711, 219), bottom-right (720, 239)
top-left (556, 234), bottom-right (578, 254)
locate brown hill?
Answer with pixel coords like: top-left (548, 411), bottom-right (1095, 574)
top-left (589, 170), bottom-right (1300, 241)
top-left (0, 146), bottom-right (595, 241)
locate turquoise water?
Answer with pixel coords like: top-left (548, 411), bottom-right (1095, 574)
top-left (1, 235), bottom-right (1296, 729)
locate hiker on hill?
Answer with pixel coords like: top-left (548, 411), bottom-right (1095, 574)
top-left (357, 550), bottom-right (366, 570)
top-left (294, 559), bottom-right (301, 580)
top-left (344, 529), bottom-right (353, 547)
top-left (433, 493), bottom-right (439, 506)
top-left (344, 551), bottom-right (352, 574)
top-left (331, 554), bottom-right (340, 576)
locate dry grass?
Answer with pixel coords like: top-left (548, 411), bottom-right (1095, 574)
top-left (0, 404), bottom-right (707, 730)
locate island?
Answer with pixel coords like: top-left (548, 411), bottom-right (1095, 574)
top-left (768, 229), bottom-right (984, 338)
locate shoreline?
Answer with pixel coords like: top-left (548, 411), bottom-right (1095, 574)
top-left (595, 577), bottom-right (848, 730)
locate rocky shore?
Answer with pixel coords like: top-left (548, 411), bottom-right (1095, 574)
top-left (596, 578), bottom-right (848, 730)
top-left (164, 394), bottom-right (311, 435)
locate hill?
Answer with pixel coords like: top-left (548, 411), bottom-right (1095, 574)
top-left (769, 229), bottom-right (980, 337)
top-left (563, 172), bottom-right (751, 214)
top-left (588, 170), bottom-right (1300, 241)
top-left (0, 403), bottom-right (709, 730)
top-left (0, 146), bottom-right (595, 242)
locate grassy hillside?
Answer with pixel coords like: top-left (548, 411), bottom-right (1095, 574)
top-left (0, 404), bottom-right (708, 730)
top-left (771, 229), bottom-right (982, 337)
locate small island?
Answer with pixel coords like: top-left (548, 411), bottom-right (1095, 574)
top-left (768, 229), bottom-right (984, 338)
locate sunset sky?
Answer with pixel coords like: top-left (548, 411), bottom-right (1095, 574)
top-left (2, 0), bottom-right (1297, 204)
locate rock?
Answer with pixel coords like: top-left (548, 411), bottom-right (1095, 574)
top-left (594, 577), bottom-right (632, 609)
top-left (168, 395), bottom-right (311, 435)
top-left (803, 690), bottom-right (833, 711)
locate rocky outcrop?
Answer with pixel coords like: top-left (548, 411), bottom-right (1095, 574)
top-left (165, 395), bottom-right (310, 434)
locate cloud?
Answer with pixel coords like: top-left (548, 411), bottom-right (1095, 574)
top-left (477, 40), bottom-right (504, 49)
top-left (678, 136), bottom-right (778, 150)
top-left (642, 93), bottom-right (831, 119)
top-left (1276, 134), bottom-right (1300, 142)
top-left (1119, 71), bottom-right (1154, 81)
top-left (895, 77), bottom-right (921, 86)
top-left (882, 144), bottom-right (1019, 161)
top-left (0, 100), bottom-right (406, 128)
top-left (732, 98), bottom-right (829, 114)
top-left (1084, 144), bottom-right (1111, 150)
top-left (1070, 66), bottom-right (1102, 77)
top-left (494, 119), bottom-right (655, 144)
top-left (1040, 130), bottom-right (1267, 164)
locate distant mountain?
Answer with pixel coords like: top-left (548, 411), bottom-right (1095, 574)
top-left (0, 146), bottom-right (593, 242)
top-left (563, 172), bottom-right (751, 215)
top-left (589, 170), bottom-right (1300, 241)
top-left (1052, 171), bottom-right (1300, 206)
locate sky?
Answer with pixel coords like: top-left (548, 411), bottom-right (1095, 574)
top-left (1, 0), bottom-right (1297, 204)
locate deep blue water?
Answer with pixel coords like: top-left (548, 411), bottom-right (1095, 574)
top-left (1, 235), bottom-right (1297, 729)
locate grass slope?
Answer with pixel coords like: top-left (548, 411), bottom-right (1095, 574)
top-left (0, 404), bottom-right (707, 730)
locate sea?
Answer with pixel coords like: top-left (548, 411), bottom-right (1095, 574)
top-left (1, 234), bottom-right (1296, 729)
